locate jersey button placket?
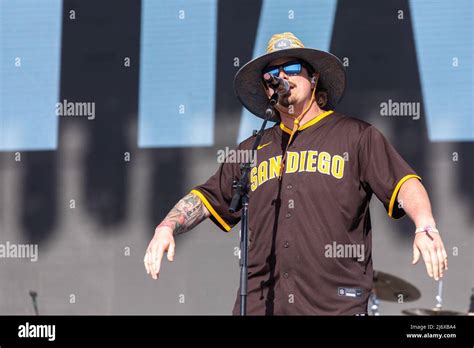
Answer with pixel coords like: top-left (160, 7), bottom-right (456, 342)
top-left (276, 168), bottom-right (295, 312)
top-left (282, 175), bottom-right (295, 298)
top-left (285, 181), bottom-right (294, 219)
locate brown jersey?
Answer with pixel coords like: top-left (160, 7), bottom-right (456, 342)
top-left (192, 110), bottom-right (420, 315)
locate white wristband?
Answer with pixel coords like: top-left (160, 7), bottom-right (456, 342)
top-left (415, 226), bottom-right (439, 234)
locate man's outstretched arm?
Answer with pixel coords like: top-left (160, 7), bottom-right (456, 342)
top-left (398, 178), bottom-right (448, 281)
top-left (144, 192), bottom-right (210, 279)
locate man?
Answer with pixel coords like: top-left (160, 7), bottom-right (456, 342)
top-left (144, 32), bottom-right (448, 315)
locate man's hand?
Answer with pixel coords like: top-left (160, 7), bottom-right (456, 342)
top-left (412, 231), bottom-right (448, 281)
top-left (143, 192), bottom-right (210, 280)
top-left (144, 226), bottom-right (175, 280)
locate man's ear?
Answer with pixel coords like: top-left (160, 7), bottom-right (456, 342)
top-left (310, 74), bottom-right (317, 88)
top-left (316, 90), bottom-right (328, 109)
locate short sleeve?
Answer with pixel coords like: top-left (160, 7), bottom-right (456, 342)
top-left (191, 151), bottom-right (242, 232)
top-left (358, 126), bottom-right (421, 219)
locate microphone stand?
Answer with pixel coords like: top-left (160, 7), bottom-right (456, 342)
top-left (29, 291), bottom-right (39, 315)
top-left (229, 92), bottom-right (279, 316)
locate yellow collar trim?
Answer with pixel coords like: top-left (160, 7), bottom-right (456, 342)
top-left (279, 110), bottom-right (334, 135)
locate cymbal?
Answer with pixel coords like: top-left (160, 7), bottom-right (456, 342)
top-left (372, 270), bottom-right (421, 302)
top-left (402, 308), bottom-right (467, 316)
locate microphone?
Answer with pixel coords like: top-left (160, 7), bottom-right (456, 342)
top-left (263, 74), bottom-right (290, 96)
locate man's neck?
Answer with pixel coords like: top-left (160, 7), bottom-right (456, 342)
top-left (279, 103), bottom-right (324, 130)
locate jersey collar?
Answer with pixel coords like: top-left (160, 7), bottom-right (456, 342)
top-left (279, 110), bottom-right (334, 135)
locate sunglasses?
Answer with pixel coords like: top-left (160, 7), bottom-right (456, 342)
top-left (262, 61), bottom-right (303, 77)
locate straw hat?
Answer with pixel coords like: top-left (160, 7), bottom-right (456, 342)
top-left (234, 32), bottom-right (346, 121)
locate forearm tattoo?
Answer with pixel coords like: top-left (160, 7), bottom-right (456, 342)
top-left (158, 192), bottom-right (210, 236)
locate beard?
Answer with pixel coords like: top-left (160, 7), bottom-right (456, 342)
top-left (278, 96), bottom-right (291, 108)
top-left (277, 83), bottom-right (297, 109)
top-left (278, 93), bottom-right (296, 109)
